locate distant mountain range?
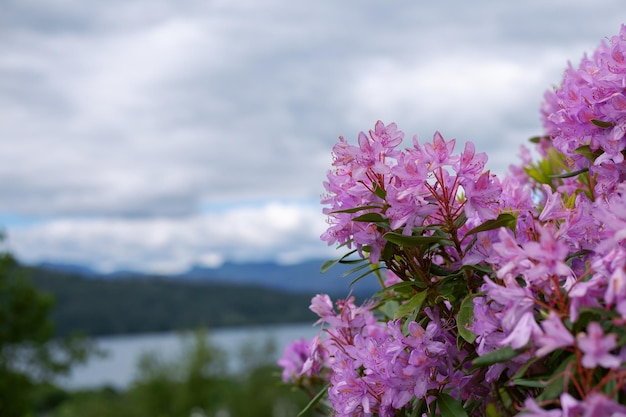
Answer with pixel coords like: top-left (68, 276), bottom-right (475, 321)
top-left (35, 258), bottom-right (383, 297)
top-left (27, 259), bottom-right (384, 336)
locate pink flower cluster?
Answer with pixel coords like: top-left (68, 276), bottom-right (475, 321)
top-left (542, 25), bottom-right (626, 167)
top-left (281, 294), bottom-right (485, 417)
top-left (321, 121), bottom-right (500, 265)
top-left (541, 24), bottom-right (626, 198)
top-left (280, 24), bottom-right (626, 417)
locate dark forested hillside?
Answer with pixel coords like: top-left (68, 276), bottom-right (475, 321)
top-left (27, 267), bottom-right (319, 337)
top-left (38, 258), bottom-right (382, 295)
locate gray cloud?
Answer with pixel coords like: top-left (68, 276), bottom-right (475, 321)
top-left (7, 202), bottom-right (334, 273)
top-left (1, 0), bottom-right (624, 270)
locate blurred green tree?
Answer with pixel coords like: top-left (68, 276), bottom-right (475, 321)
top-left (129, 329), bottom-right (231, 416)
top-left (0, 251), bottom-right (92, 416)
top-left (47, 329), bottom-right (319, 417)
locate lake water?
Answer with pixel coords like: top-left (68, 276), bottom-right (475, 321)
top-left (57, 322), bottom-right (320, 390)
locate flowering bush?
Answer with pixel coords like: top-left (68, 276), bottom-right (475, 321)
top-left (279, 25), bottom-right (626, 416)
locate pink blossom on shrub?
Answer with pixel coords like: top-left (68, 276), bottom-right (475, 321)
top-left (280, 24), bottom-right (626, 417)
top-left (576, 322), bottom-right (621, 369)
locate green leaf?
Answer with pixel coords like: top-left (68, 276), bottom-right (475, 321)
top-left (591, 118), bottom-right (615, 128)
top-left (320, 249), bottom-right (358, 273)
top-left (435, 274), bottom-right (468, 304)
top-left (341, 261), bottom-right (370, 277)
top-left (549, 167), bottom-right (589, 179)
top-left (536, 355), bottom-right (575, 402)
top-left (402, 307), bottom-right (420, 334)
top-left (437, 393), bottom-right (469, 417)
top-left (411, 399), bottom-right (428, 417)
top-left (461, 263), bottom-right (493, 275)
top-left (603, 377), bottom-right (618, 400)
top-left (523, 148), bottom-right (569, 186)
top-left (394, 291), bottom-right (427, 319)
top-left (297, 383), bottom-right (329, 417)
top-left (379, 300), bottom-right (400, 319)
top-left (457, 294), bottom-right (479, 344)
top-left (454, 212), bottom-right (468, 229)
top-left (577, 306), bottom-right (620, 320)
top-left (410, 224), bottom-right (444, 233)
top-left (472, 346), bottom-right (520, 367)
top-left (510, 355), bottom-right (542, 381)
top-left (320, 259), bottom-right (339, 274)
top-left (566, 249), bottom-right (592, 262)
top-left (383, 232), bottom-right (454, 249)
top-left (380, 240), bottom-right (396, 263)
top-left (352, 212), bottom-right (387, 223)
top-left (497, 387), bottom-right (513, 410)
top-left (373, 280), bottom-right (416, 297)
top-left (485, 403), bottom-right (499, 417)
top-left (524, 163), bottom-right (551, 185)
top-left (428, 263), bottom-right (457, 277)
top-left (510, 378), bottom-right (545, 388)
top-left (373, 183), bottom-right (386, 199)
top-left (330, 205), bottom-right (382, 214)
top-left (464, 213), bottom-right (516, 237)
top-left (573, 145), bottom-right (603, 163)
top-left (349, 266), bottom-right (384, 287)
top-left (528, 135), bottom-right (549, 144)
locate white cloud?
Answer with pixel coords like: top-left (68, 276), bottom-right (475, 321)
top-left (6, 201), bottom-right (335, 273)
top-left (345, 50), bottom-right (574, 174)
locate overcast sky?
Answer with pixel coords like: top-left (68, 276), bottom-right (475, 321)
top-left (1, 0), bottom-right (624, 273)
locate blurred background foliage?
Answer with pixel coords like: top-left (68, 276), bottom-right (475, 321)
top-left (0, 252), bottom-right (92, 416)
top-left (0, 250), bottom-right (319, 417)
top-left (48, 330), bottom-right (317, 417)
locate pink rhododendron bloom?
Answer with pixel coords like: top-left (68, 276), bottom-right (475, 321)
top-left (500, 311), bottom-right (541, 349)
top-left (277, 338), bottom-right (312, 383)
top-left (534, 311), bottom-right (575, 357)
top-left (538, 184), bottom-right (569, 222)
top-left (593, 247), bottom-right (626, 306)
top-left (309, 293), bottom-right (334, 321)
top-left (567, 274), bottom-right (607, 323)
top-left (300, 335), bottom-right (328, 377)
top-left (522, 224), bottom-right (573, 284)
top-left (520, 397), bottom-right (563, 417)
top-left (559, 392), bottom-right (626, 417)
top-left (576, 322), bottom-right (621, 369)
top-left (455, 141), bottom-right (488, 180)
top-left (422, 131), bottom-right (458, 170)
top-left (594, 183), bottom-right (626, 251)
top-left (370, 120), bottom-right (404, 150)
top-left (383, 270), bottom-right (402, 287)
top-left (329, 355), bottom-right (377, 416)
top-left (579, 393), bottom-right (626, 416)
top-left (541, 24), bottom-right (626, 171)
top-left (492, 227), bottom-right (532, 278)
top-left (463, 170), bottom-right (502, 221)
